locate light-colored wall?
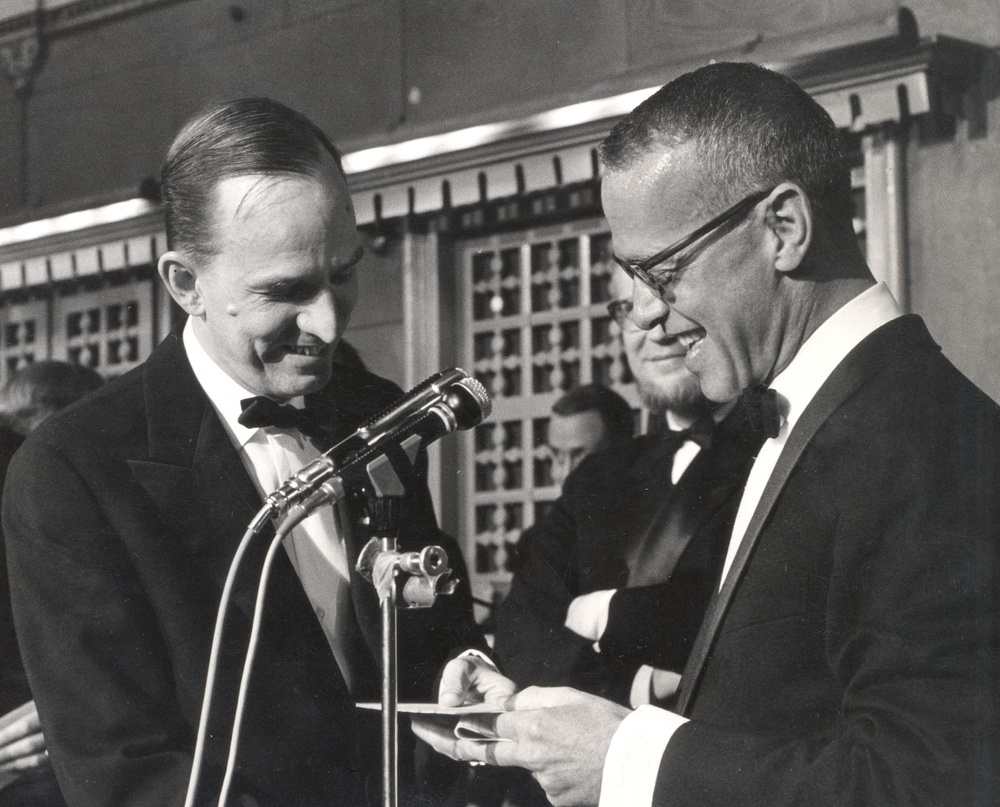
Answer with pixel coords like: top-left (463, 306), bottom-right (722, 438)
top-left (907, 52), bottom-right (1000, 400)
top-left (904, 0), bottom-right (1000, 403)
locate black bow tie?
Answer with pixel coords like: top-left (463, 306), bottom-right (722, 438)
top-left (671, 415), bottom-right (716, 450)
top-left (730, 386), bottom-right (782, 439)
top-left (238, 396), bottom-right (335, 447)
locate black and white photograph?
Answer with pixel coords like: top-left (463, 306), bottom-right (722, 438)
top-left (0, 2), bottom-right (997, 805)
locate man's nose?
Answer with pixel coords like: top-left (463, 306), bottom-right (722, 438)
top-left (630, 278), bottom-right (671, 331)
top-left (297, 288), bottom-right (339, 343)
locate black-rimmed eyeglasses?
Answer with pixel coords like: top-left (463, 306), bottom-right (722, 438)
top-left (612, 187), bottom-right (773, 300)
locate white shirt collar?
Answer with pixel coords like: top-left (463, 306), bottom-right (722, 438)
top-left (770, 282), bottom-right (902, 433)
top-left (182, 319), bottom-right (303, 448)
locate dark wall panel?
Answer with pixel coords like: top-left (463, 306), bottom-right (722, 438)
top-left (402, 0), bottom-right (628, 126)
top-left (17, 0), bottom-right (402, 208)
top-left (0, 107), bottom-right (21, 214)
top-left (626, 0), bottom-right (897, 69)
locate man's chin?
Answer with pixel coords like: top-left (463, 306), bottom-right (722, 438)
top-left (262, 368), bottom-right (332, 400)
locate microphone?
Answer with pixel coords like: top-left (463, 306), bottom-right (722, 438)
top-left (264, 368), bottom-right (490, 517)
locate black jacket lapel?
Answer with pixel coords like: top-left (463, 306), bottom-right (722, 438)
top-left (127, 335), bottom-right (265, 574)
top-left (676, 315), bottom-right (940, 714)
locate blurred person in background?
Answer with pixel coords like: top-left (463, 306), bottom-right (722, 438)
top-left (547, 384), bottom-right (634, 489)
top-left (0, 361), bottom-right (103, 807)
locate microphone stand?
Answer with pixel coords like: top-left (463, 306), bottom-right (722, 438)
top-left (357, 497), bottom-right (457, 807)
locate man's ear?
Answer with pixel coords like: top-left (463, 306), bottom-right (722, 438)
top-left (763, 182), bottom-right (812, 274)
top-left (157, 251), bottom-right (204, 316)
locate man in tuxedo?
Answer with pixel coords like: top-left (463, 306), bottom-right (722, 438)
top-left (545, 384), bottom-right (634, 489)
top-left (415, 62), bottom-right (1000, 807)
top-left (3, 98), bottom-right (482, 807)
top-left (495, 266), bottom-right (761, 709)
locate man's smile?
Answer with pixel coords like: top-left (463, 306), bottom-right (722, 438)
top-left (286, 344), bottom-right (327, 357)
top-left (649, 326), bottom-right (706, 360)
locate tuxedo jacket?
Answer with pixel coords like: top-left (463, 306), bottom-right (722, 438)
top-left (494, 415), bottom-right (763, 706)
top-left (655, 316), bottom-right (1000, 806)
top-left (2, 334), bottom-right (484, 807)
top-left (0, 425), bottom-right (26, 717)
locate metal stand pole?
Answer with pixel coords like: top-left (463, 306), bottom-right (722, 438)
top-left (357, 525), bottom-right (458, 807)
top-left (380, 536), bottom-right (398, 807)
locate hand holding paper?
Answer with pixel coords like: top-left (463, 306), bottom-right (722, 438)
top-left (0, 700), bottom-right (50, 790)
top-left (358, 702), bottom-right (508, 743)
top-left (411, 655), bottom-right (630, 807)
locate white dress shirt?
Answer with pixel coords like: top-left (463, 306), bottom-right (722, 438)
top-left (599, 283), bottom-right (903, 807)
top-left (183, 322), bottom-right (360, 690)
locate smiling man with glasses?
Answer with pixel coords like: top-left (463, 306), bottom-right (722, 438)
top-left (416, 61), bottom-right (1000, 807)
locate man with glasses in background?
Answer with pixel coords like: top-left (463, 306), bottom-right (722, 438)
top-left (416, 62), bottom-right (1000, 807)
top-left (483, 266), bottom-right (767, 806)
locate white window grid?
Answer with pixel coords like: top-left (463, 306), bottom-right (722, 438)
top-left (52, 281), bottom-right (154, 377)
top-left (457, 218), bottom-right (641, 604)
top-left (0, 299), bottom-right (49, 380)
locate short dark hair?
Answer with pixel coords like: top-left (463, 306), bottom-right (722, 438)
top-left (0, 361), bottom-right (105, 435)
top-left (551, 384), bottom-right (634, 444)
top-left (161, 97), bottom-right (344, 260)
top-left (600, 62), bottom-right (851, 226)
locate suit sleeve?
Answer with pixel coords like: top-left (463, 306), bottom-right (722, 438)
top-left (493, 467), bottom-right (640, 706)
top-left (650, 402), bottom-right (1000, 807)
top-left (601, 579), bottom-right (710, 675)
top-left (2, 437), bottom-right (238, 807)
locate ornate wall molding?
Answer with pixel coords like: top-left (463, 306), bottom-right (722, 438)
top-left (0, 0), bottom-right (192, 43)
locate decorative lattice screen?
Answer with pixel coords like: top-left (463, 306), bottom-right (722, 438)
top-left (457, 217), bottom-right (640, 606)
top-left (0, 300), bottom-right (48, 378)
top-left (51, 282), bottom-right (154, 377)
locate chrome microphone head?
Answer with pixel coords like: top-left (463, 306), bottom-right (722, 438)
top-left (446, 373), bottom-right (491, 428)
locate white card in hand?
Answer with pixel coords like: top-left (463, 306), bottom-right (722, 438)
top-left (356, 702), bottom-right (510, 743)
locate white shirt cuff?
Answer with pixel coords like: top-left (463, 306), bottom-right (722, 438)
top-left (630, 665), bottom-right (656, 707)
top-left (457, 648), bottom-right (497, 670)
top-left (564, 589), bottom-right (616, 643)
top-left (599, 705), bottom-right (688, 807)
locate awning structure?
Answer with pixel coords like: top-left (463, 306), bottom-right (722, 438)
top-left (346, 16), bottom-right (984, 226)
top-left (0, 10), bottom-right (986, 291)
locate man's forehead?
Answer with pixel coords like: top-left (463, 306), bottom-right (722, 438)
top-left (601, 143), bottom-right (708, 257)
top-left (212, 167), bottom-right (346, 220)
top-left (602, 140), bottom-right (701, 199)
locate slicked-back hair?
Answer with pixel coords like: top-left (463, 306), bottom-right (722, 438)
top-left (552, 383), bottom-right (635, 445)
top-left (161, 97), bottom-right (344, 260)
top-left (600, 62), bottom-right (852, 227)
